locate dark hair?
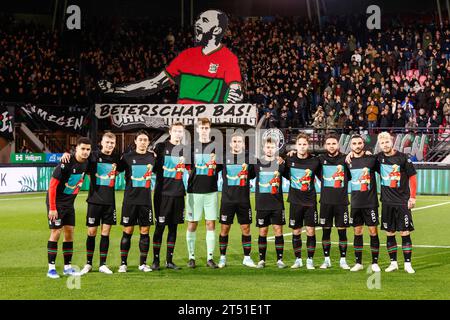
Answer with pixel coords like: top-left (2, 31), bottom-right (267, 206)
top-left (350, 134), bottom-right (364, 141)
top-left (76, 137), bottom-right (91, 146)
top-left (135, 130), bottom-right (150, 140)
top-left (216, 10), bottom-right (229, 39)
top-left (197, 118), bottom-right (211, 126)
top-left (324, 133), bottom-right (339, 143)
top-left (170, 122), bottom-right (185, 130)
top-left (263, 137), bottom-right (277, 146)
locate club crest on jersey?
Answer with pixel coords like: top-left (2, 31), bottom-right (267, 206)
top-left (99, 158), bottom-right (103, 162)
top-left (208, 63), bottom-right (219, 74)
top-left (221, 215), bottom-right (227, 222)
top-left (123, 217), bottom-right (130, 224)
top-left (290, 219), bottom-right (295, 226)
top-left (133, 160), bottom-right (136, 164)
top-left (258, 219), bottom-right (265, 225)
top-left (88, 218), bottom-right (96, 224)
top-left (159, 216), bottom-right (165, 223)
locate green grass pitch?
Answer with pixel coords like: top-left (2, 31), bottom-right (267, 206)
top-left (0, 192), bottom-right (449, 300)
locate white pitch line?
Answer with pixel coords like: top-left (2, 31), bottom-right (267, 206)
top-left (317, 241), bottom-right (450, 249)
top-left (266, 237), bottom-right (450, 249)
top-left (266, 202), bottom-right (450, 246)
top-left (412, 201), bottom-right (450, 211)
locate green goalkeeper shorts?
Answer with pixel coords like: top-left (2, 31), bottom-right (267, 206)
top-left (186, 192), bottom-right (218, 222)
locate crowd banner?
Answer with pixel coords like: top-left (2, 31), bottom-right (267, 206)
top-left (95, 104), bottom-right (258, 129)
top-left (0, 105), bottom-right (14, 141)
top-left (19, 104), bottom-right (85, 132)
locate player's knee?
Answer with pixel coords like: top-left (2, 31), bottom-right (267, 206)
top-left (50, 228), bottom-right (62, 241)
top-left (221, 225), bottom-right (231, 236)
top-left (187, 222), bottom-right (198, 232)
top-left (140, 226), bottom-right (150, 235)
top-left (63, 227), bottom-right (74, 241)
top-left (293, 228), bottom-right (302, 236)
top-left (306, 227), bottom-right (315, 236)
top-left (368, 228), bottom-right (378, 236)
top-left (87, 227), bottom-right (98, 237)
top-left (400, 231), bottom-right (410, 237)
top-left (259, 228), bottom-right (268, 237)
top-left (205, 220), bottom-right (215, 230)
top-left (240, 225), bottom-right (250, 236)
top-left (123, 226), bottom-right (134, 235)
top-left (273, 225), bottom-right (283, 236)
top-left (354, 227), bottom-right (363, 236)
top-left (101, 227), bottom-right (111, 237)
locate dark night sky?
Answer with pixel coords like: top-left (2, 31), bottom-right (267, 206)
top-left (0, 0), bottom-right (438, 18)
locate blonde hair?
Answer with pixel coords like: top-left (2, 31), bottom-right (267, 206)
top-left (377, 131), bottom-right (392, 142)
top-left (102, 132), bottom-right (116, 140)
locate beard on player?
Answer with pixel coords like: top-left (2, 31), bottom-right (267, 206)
top-left (195, 27), bottom-right (217, 47)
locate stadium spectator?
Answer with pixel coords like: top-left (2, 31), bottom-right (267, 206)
top-left (366, 101), bottom-right (379, 132)
top-left (417, 107), bottom-right (429, 132)
top-left (443, 97), bottom-right (450, 124)
top-left (379, 105), bottom-right (392, 128)
top-left (0, 13), bottom-right (449, 135)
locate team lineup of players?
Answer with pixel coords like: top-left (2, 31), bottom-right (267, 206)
top-left (45, 118), bottom-right (418, 278)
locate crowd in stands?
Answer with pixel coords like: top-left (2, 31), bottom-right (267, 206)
top-left (1, 12), bottom-right (450, 134)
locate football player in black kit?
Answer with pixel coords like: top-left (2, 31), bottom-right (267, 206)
top-left (317, 133), bottom-right (351, 270)
top-left (151, 122), bottom-right (187, 271)
top-left (283, 133), bottom-right (320, 270)
top-left (117, 130), bottom-right (156, 273)
top-left (346, 135), bottom-right (381, 273)
top-left (254, 138), bottom-right (287, 269)
top-left (347, 132), bottom-right (417, 273)
top-left (377, 132), bottom-right (417, 274)
top-left (61, 132), bottom-right (120, 275)
top-left (46, 137), bottom-right (91, 279)
top-left (217, 132), bottom-right (257, 268)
